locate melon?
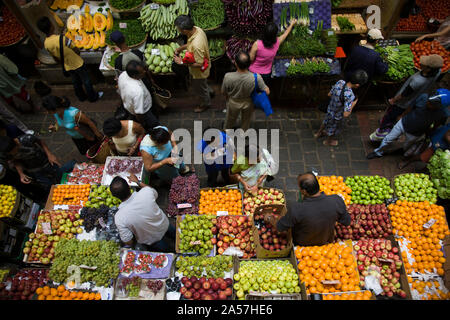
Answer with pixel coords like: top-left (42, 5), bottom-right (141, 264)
top-left (51, 11), bottom-right (65, 27)
top-left (74, 0), bottom-right (84, 8)
top-left (67, 14), bottom-right (80, 30)
top-left (93, 13), bottom-right (107, 32)
top-left (106, 10), bottom-right (113, 31)
top-left (84, 4), bottom-right (90, 14)
top-left (66, 4), bottom-right (80, 13)
top-left (99, 30), bottom-right (106, 47)
top-left (79, 14), bottom-right (85, 30)
top-left (73, 32), bottom-right (84, 48)
top-left (79, 30), bottom-right (90, 47)
top-left (92, 32), bottom-right (100, 50)
top-left (84, 34), bottom-right (94, 50)
top-left (84, 13), bottom-right (93, 32)
top-left (50, 0), bottom-right (59, 10)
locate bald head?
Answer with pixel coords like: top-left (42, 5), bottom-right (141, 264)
top-left (297, 173), bottom-right (320, 196)
top-left (235, 51), bottom-right (250, 70)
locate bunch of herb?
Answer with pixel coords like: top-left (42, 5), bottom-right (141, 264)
top-left (278, 25), bottom-right (326, 57)
top-left (336, 16), bottom-right (355, 31)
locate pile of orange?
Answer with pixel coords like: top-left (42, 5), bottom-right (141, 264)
top-left (199, 189), bottom-right (242, 215)
top-left (51, 184), bottom-right (91, 205)
top-left (388, 200), bottom-right (449, 275)
top-left (295, 243), bottom-right (360, 294)
top-left (318, 176), bottom-right (352, 205)
top-left (36, 285), bottom-right (101, 301)
top-left (410, 279), bottom-right (450, 300)
top-left (322, 291), bottom-right (373, 300)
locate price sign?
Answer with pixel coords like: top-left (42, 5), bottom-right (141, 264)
top-left (79, 264), bottom-right (97, 270)
top-left (321, 280), bottom-right (340, 285)
top-left (308, 29), bottom-right (313, 35)
top-left (75, 35), bottom-right (83, 41)
top-left (284, 62), bottom-right (290, 68)
top-left (150, 3), bottom-right (159, 9)
top-left (41, 222), bottom-right (52, 235)
top-left (190, 240), bottom-right (202, 245)
top-left (216, 211), bottom-right (228, 216)
top-left (378, 258), bottom-right (394, 263)
top-left (326, 58), bottom-right (333, 64)
top-left (423, 218), bottom-right (436, 229)
top-left (328, 30), bottom-right (334, 36)
top-left (54, 205), bottom-right (69, 210)
top-left (177, 203), bottom-right (192, 209)
top-left (309, 7), bottom-right (314, 14)
top-left (151, 49), bottom-right (160, 55)
top-left (119, 23), bottom-right (127, 29)
top-left (98, 217), bottom-right (106, 228)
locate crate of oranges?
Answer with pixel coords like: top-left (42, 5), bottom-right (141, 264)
top-left (35, 284), bottom-right (102, 300)
top-left (199, 188), bottom-right (243, 216)
top-left (318, 176), bottom-right (352, 206)
top-left (48, 184), bottom-right (91, 209)
top-left (295, 242), bottom-right (361, 295)
top-left (408, 278), bottom-right (450, 300)
top-left (389, 200), bottom-right (450, 276)
top-left (321, 290), bottom-right (374, 300)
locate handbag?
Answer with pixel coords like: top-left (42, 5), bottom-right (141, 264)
top-left (251, 73), bottom-right (273, 116)
top-left (86, 137), bottom-right (111, 164)
top-left (318, 81), bottom-right (347, 113)
top-left (75, 111), bottom-right (97, 141)
top-left (59, 35), bottom-right (70, 78)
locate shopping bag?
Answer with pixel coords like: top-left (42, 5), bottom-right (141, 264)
top-left (251, 73), bottom-right (273, 117)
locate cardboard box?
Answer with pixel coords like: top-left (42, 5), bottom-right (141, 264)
top-left (443, 235), bottom-right (450, 291)
top-left (252, 204), bottom-right (293, 259)
top-left (199, 187), bottom-right (243, 215)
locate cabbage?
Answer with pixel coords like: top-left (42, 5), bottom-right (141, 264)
top-left (428, 149), bottom-right (450, 199)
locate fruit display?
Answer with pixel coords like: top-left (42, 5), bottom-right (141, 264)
top-left (216, 216), bottom-right (255, 258)
top-left (190, 0), bottom-right (225, 30)
top-left (24, 210), bottom-right (82, 263)
top-left (278, 25), bottom-right (326, 58)
top-left (178, 215), bottom-right (215, 255)
top-left (119, 249), bottom-right (173, 278)
top-left (51, 184), bottom-right (91, 206)
top-left (80, 204), bottom-right (109, 232)
top-left (165, 277), bottom-right (181, 295)
top-left (254, 210), bottom-right (290, 253)
top-left (95, 207), bottom-right (120, 242)
top-left (243, 188), bottom-right (285, 216)
top-left (124, 276), bottom-right (141, 297)
top-left (345, 176), bottom-right (393, 204)
top-left (209, 38), bottom-right (226, 59)
top-left (86, 185), bottom-right (122, 208)
top-left (147, 280), bottom-right (164, 295)
top-left (139, 0), bottom-right (189, 40)
top-left (35, 284), bottom-right (101, 300)
top-left (223, 0), bottom-right (273, 36)
top-left (0, 269), bottom-right (9, 282)
top-left (102, 157), bottom-right (143, 185)
top-left (0, 184), bottom-right (18, 218)
top-left (226, 37), bottom-right (253, 62)
top-left (109, 0), bottom-right (143, 10)
top-left (180, 276), bottom-right (233, 300)
top-left (395, 14), bottom-right (427, 32)
top-left (0, 269), bottom-right (49, 301)
top-left (321, 291), bottom-right (373, 300)
top-left (66, 163), bottom-right (104, 184)
top-left (50, 0), bottom-right (84, 10)
top-left (428, 149), bottom-right (450, 199)
top-left (167, 175), bottom-right (200, 216)
top-left (335, 204), bottom-right (393, 240)
top-left (0, 6), bottom-right (26, 47)
top-left (354, 239), bottom-right (407, 298)
top-left (144, 42), bottom-right (179, 74)
top-left (49, 239), bottom-right (120, 287)
top-left (410, 41), bottom-right (450, 73)
top-left (409, 278), bottom-right (450, 300)
top-left (105, 19), bottom-right (147, 47)
top-left (233, 260), bottom-right (301, 298)
top-left (199, 188), bottom-right (242, 215)
top-left (318, 176), bottom-right (352, 205)
top-left (375, 44), bottom-right (415, 82)
top-left (295, 243), bottom-right (360, 294)
top-left (389, 200), bottom-right (449, 275)
top-left (175, 255), bottom-right (233, 279)
top-left (417, 0), bottom-right (450, 20)
top-left (394, 174), bottom-right (438, 203)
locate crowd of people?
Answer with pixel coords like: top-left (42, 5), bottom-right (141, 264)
top-left (0, 14), bottom-right (449, 252)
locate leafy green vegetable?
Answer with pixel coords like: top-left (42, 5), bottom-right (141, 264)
top-left (279, 25), bottom-right (326, 57)
top-left (191, 0), bottom-right (224, 30)
top-left (375, 44), bottom-right (415, 82)
top-left (209, 38), bottom-right (225, 58)
top-left (428, 149), bottom-right (450, 199)
top-left (109, 0), bottom-right (143, 10)
top-left (108, 52), bottom-right (120, 67)
top-left (336, 17), bottom-right (355, 31)
top-left (105, 19), bottom-right (146, 47)
top-left (331, 0), bottom-right (343, 8)
top-left (286, 58), bottom-right (331, 76)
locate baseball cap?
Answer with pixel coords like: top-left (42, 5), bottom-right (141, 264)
top-left (429, 89), bottom-right (450, 111)
top-left (367, 29), bottom-right (384, 40)
top-left (420, 54), bottom-right (444, 69)
top-left (109, 31), bottom-right (125, 45)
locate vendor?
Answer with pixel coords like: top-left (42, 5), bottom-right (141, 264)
top-left (264, 173), bottom-right (351, 246)
top-left (110, 175), bottom-right (175, 252)
top-left (416, 17), bottom-right (450, 49)
top-left (109, 31), bottom-right (145, 73)
top-left (344, 29), bottom-right (388, 81)
top-left (102, 118), bottom-right (145, 156)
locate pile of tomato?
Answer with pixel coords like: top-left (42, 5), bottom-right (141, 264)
top-left (410, 40), bottom-right (450, 73)
top-left (0, 6), bottom-right (26, 47)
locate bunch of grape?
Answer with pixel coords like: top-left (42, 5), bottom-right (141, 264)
top-left (95, 207), bottom-right (120, 242)
top-left (178, 215), bottom-right (215, 255)
top-left (147, 280), bottom-right (164, 294)
top-left (49, 239), bottom-right (120, 287)
top-left (80, 205), bottom-right (109, 232)
top-left (175, 255), bottom-right (233, 278)
top-left (123, 276), bottom-right (141, 297)
top-left (167, 175), bottom-right (200, 216)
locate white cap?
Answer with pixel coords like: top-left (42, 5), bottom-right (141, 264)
top-left (368, 29), bottom-right (384, 40)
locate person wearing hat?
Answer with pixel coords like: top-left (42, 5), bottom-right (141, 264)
top-left (370, 54), bottom-right (444, 142)
top-left (344, 29), bottom-right (388, 81)
top-left (109, 31), bottom-right (145, 73)
top-left (367, 89), bottom-right (449, 159)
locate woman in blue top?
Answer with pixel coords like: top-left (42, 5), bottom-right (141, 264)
top-left (140, 126), bottom-right (191, 183)
top-left (42, 95), bottom-right (104, 155)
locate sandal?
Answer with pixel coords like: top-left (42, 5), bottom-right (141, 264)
top-left (323, 139), bottom-right (338, 146)
top-left (314, 131), bottom-right (325, 139)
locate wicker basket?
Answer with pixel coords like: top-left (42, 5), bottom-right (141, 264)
top-left (86, 137), bottom-right (111, 164)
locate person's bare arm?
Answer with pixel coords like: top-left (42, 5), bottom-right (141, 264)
top-left (37, 139), bottom-right (61, 166)
top-left (416, 25), bottom-right (450, 42)
top-left (343, 98), bottom-right (359, 118)
top-left (14, 163), bottom-right (32, 184)
top-left (128, 173), bottom-right (149, 188)
top-left (128, 122), bottom-right (146, 155)
top-left (141, 150), bottom-right (174, 172)
top-left (76, 112), bottom-right (104, 140)
top-left (174, 44), bottom-right (188, 55)
top-left (278, 19), bottom-right (297, 44)
top-left (249, 41), bottom-right (258, 62)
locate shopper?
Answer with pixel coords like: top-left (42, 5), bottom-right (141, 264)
top-left (264, 173), bottom-right (351, 246)
top-left (0, 134), bottom-right (75, 194)
top-left (249, 19), bottom-right (297, 84)
top-left (344, 29), bottom-right (388, 81)
top-left (103, 117), bottom-right (145, 156)
top-left (42, 95), bottom-right (104, 155)
top-left (118, 60), bottom-right (159, 131)
top-left (222, 51), bottom-right (269, 131)
top-left (314, 70), bottom-right (368, 146)
top-left (0, 54), bottom-right (35, 112)
top-left (109, 31), bottom-right (145, 72)
top-left (140, 126), bottom-right (190, 183)
top-left (173, 15), bottom-right (213, 113)
top-left (197, 127), bottom-right (233, 187)
top-left (110, 175), bottom-right (175, 252)
top-left (367, 90), bottom-right (449, 159)
top-left (416, 17), bottom-right (450, 49)
top-left (370, 54), bottom-right (443, 141)
top-left (36, 16), bottom-right (103, 103)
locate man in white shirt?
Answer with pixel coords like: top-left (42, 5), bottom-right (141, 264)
top-left (110, 175), bottom-right (175, 251)
top-left (118, 60), bottom-right (160, 131)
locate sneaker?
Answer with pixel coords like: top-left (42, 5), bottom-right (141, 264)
top-left (366, 151), bottom-right (383, 159)
top-left (98, 91), bottom-right (104, 99)
top-left (369, 128), bottom-right (390, 142)
top-left (25, 130), bottom-right (35, 135)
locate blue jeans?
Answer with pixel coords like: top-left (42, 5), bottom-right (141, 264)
top-left (146, 223), bottom-right (176, 252)
top-left (374, 120), bottom-right (421, 156)
top-left (69, 64), bottom-right (98, 102)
